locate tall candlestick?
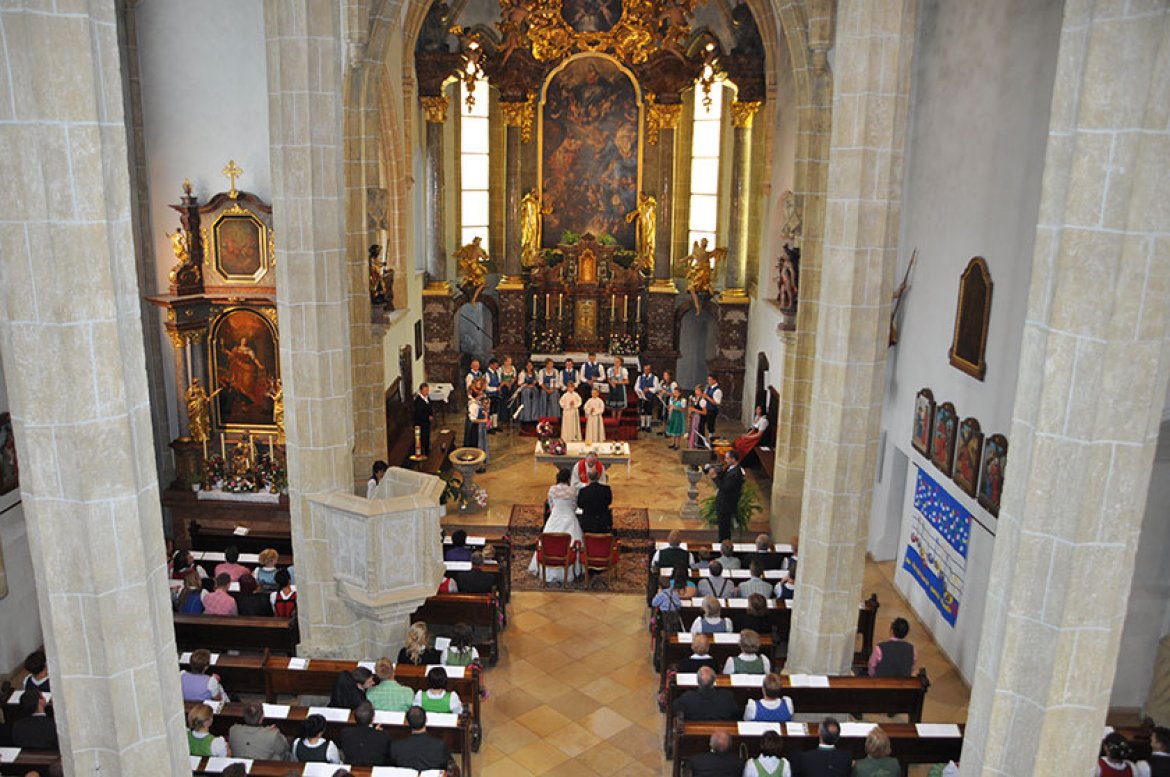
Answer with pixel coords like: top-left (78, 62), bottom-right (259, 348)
top-left (202, 438), bottom-right (208, 460)
top-left (622, 295), bottom-right (628, 321)
top-left (220, 434), bottom-right (226, 460)
top-left (268, 434), bottom-right (274, 454)
top-left (545, 293), bottom-right (550, 318)
top-left (558, 293), bottom-right (563, 319)
top-left (636, 296), bottom-right (641, 323)
top-left (610, 294), bottom-right (615, 318)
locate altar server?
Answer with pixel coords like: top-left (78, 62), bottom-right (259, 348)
top-left (484, 358), bottom-right (502, 433)
top-left (634, 363), bottom-right (660, 432)
top-left (538, 358), bottom-right (561, 419)
top-left (584, 386), bottom-right (607, 443)
top-left (559, 381), bottom-right (583, 442)
top-left (606, 356), bottom-right (630, 415)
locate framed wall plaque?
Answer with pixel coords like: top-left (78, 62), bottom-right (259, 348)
top-left (952, 417), bottom-right (983, 497)
top-left (979, 434), bottom-right (1008, 516)
top-left (911, 388), bottom-right (935, 456)
top-left (949, 257), bottom-right (993, 380)
top-left (930, 401), bottom-right (958, 476)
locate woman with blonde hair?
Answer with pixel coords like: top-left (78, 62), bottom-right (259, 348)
top-left (187, 703), bottom-right (229, 757)
top-left (852, 726), bottom-right (901, 776)
top-left (397, 621), bottom-right (441, 666)
top-left (689, 595), bottom-right (733, 634)
top-left (254, 548), bottom-right (290, 590)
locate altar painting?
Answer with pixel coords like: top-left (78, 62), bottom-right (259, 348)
top-left (563, 0), bottom-right (623, 32)
top-left (541, 55), bottom-right (640, 249)
top-left (209, 308), bottom-right (279, 430)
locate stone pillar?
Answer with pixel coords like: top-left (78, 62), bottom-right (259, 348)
top-left (644, 291), bottom-right (679, 380)
top-left (264, 0), bottom-right (361, 655)
top-left (787, 0), bottom-right (917, 675)
top-left (723, 101), bottom-right (761, 295)
top-left (0, 3), bottom-right (190, 773)
top-left (962, 5), bottom-right (1170, 774)
top-left (496, 100), bottom-right (530, 365)
top-left (421, 96), bottom-right (449, 287)
top-left (646, 96), bottom-right (683, 288)
top-left (170, 333), bottom-right (191, 435)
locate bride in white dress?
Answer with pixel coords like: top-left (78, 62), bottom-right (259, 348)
top-left (527, 469), bottom-right (583, 584)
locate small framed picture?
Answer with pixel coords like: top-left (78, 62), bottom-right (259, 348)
top-left (952, 417), bottom-right (983, 497)
top-left (930, 401), bottom-right (958, 477)
top-left (911, 389), bottom-right (935, 456)
top-left (978, 434), bottom-right (1008, 516)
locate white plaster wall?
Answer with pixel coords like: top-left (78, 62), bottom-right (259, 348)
top-left (871, 0), bottom-right (1064, 684)
top-left (0, 352), bottom-right (43, 675)
top-left (135, 0), bottom-right (272, 434)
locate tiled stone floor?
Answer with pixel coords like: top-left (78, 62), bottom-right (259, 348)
top-left (447, 423), bottom-right (971, 776)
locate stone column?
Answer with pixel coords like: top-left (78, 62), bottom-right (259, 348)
top-left (421, 96), bottom-right (450, 287)
top-left (265, 0), bottom-right (362, 655)
top-left (169, 332), bottom-right (191, 434)
top-left (0, 3), bottom-right (190, 773)
top-left (723, 100), bottom-right (761, 296)
top-left (646, 96), bottom-right (683, 288)
top-left (786, 0), bottom-right (917, 675)
top-left (496, 99), bottom-right (531, 365)
top-left (962, 5), bottom-right (1170, 774)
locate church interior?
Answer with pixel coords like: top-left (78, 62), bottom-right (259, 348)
top-left (1, 0), bottom-right (1169, 775)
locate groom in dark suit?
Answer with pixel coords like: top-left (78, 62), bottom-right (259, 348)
top-left (577, 469), bottom-right (613, 534)
top-left (413, 382), bottom-right (434, 456)
top-left (709, 449), bottom-right (744, 541)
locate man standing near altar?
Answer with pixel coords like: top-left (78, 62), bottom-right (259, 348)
top-left (700, 374), bottom-right (723, 437)
top-left (570, 451), bottom-right (608, 489)
top-left (580, 352), bottom-right (604, 399)
top-left (634, 363), bottom-right (660, 433)
top-left (559, 358), bottom-right (579, 395)
top-left (485, 358), bottom-right (502, 433)
top-left (413, 382), bottom-right (434, 456)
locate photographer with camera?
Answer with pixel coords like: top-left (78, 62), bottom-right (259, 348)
top-left (707, 449), bottom-right (744, 541)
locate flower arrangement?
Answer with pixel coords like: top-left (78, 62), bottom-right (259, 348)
top-left (439, 471), bottom-right (463, 505)
top-left (608, 331), bottom-right (640, 355)
top-left (222, 474), bottom-right (258, 493)
top-left (203, 455), bottom-right (227, 486)
top-left (536, 420), bottom-right (555, 448)
top-left (547, 439), bottom-right (567, 456)
top-left (254, 454), bottom-right (288, 493)
top-left (470, 485), bottom-right (488, 509)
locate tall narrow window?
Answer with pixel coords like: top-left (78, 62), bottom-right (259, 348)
top-left (460, 79), bottom-right (490, 248)
top-left (687, 81), bottom-right (724, 250)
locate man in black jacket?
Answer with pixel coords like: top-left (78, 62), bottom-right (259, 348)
top-left (453, 551), bottom-right (496, 594)
top-left (577, 469), bottom-right (613, 534)
top-left (795, 717), bottom-right (853, 776)
top-left (672, 667), bottom-right (738, 722)
top-left (709, 450), bottom-right (744, 541)
top-left (329, 667), bottom-right (375, 710)
top-left (12, 690), bottom-right (57, 751)
top-left (393, 706), bottom-right (452, 772)
top-left (338, 701), bottom-right (393, 766)
top-left (413, 382), bottom-right (434, 456)
top-left (685, 730), bottom-right (743, 777)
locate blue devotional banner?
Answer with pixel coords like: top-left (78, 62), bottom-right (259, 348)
top-left (902, 465), bottom-right (971, 627)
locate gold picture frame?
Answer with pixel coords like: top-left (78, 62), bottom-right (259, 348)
top-left (204, 203), bottom-right (273, 285)
top-left (208, 307), bottom-right (280, 434)
top-left (949, 256), bottom-right (993, 380)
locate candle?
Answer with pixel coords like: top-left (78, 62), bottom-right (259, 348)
top-left (558, 293), bottom-right (563, 319)
top-left (220, 434), bottom-right (226, 460)
top-left (623, 295), bottom-right (628, 321)
top-left (636, 296), bottom-right (641, 322)
top-left (202, 438), bottom-right (208, 460)
top-left (545, 293), bottom-right (550, 318)
top-left (610, 294), bottom-right (616, 318)
top-left (268, 434), bottom-right (274, 453)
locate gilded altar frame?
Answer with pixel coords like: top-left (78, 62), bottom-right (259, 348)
top-left (207, 306), bottom-right (281, 434)
top-left (204, 203), bottom-right (274, 285)
top-left (949, 256), bottom-right (993, 380)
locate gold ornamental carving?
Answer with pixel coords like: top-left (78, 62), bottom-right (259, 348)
top-left (730, 100), bottom-right (763, 129)
top-left (501, 93), bottom-right (536, 143)
top-left (644, 93), bottom-right (682, 145)
top-left (166, 329), bottom-right (185, 350)
top-left (421, 95), bottom-right (450, 124)
top-left (222, 159), bottom-right (244, 199)
top-left (526, 0), bottom-right (695, 65)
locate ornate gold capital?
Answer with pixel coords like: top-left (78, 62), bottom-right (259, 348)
top-left (166, 329), bottom-right (185, 350)
top-left (496, 275), bottom-right (526, 290)
top-left (421, 96), bottom-right (450, 124)
top-left (181, 330), bottom-right (205, 345)
top-left (501, 93), bottom-right (536, 143)
top-left (645, 94), bottom-right (683, 146)
top-left (730, 100), bottom-right (763, 129)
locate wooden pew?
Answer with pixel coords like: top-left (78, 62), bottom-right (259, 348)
top-left (188, 515), bottom-right (293, 556)
top-left (178, 650), bottom-right (269, 695)
top-left (663, 670), bottom-right (930, 756)
top-left (263, 658), bottom-right (483, 750)
top-left (646, 541), bottom-right (796, 602)
top-left (657, 633), bottom-right (776, 676)
top-left (654, 595), bottom-right (880, 671)
top-left (411, 594), bottom-right (500, 666)
top-left (192, 548), bottom-right (294, 571)
top-left (0, 750), bottom-right (58, 776)
top-left (671, 721), bottom-right (963, 776)
top-left (173, 614), bottom-right (299, 656)
top-left (188, 700), bottom-right (473, 777)
top-left (190, 759), bottom-right (461, 776)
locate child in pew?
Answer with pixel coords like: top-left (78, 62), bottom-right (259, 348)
top-left (744, 729), bottom-right (793, 777)
top-left (214, 545), bottom-right (250, 582)
top-left (181, 649), bottom-right (228, 702)
top-left (174, 569), bottom-right (205, 614)
top-left (187, 703), bottom-right (230, 758)
top-left (270, 568), bottom-right (297, 617)
top-left (398, 622), bottom-right (442, 666)
top-left (254, 547), bottom-right (294, 591)
top-left (440, 623), bottom-right (479, 667)
top-left (412, 666), bottom-right (464, 716)
top-left (291, 713), bottom-right (342, 764)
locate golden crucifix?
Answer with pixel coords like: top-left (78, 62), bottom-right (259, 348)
top-left (222, 159), bottom-right (244, 198)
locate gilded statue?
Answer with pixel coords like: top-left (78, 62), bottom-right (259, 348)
top-left (230, 440), bottom-right (252, 477)
top-left (680, 238), bottom-right (725, 315)
top-left (266, 378), bottom-right (285, 445)
top-left (368, 243), bottom-right (393, 308)
top-left (185, 378), bottom-right (223, 443)
top-left (520, 190), bottom-right (552, 268)
top-left (454, 236), bottom-right (490, 304)
top-left (624, 192), bottom-right (656, 274)
top-left (167, 227), bottom-right (201, 287)
top-left (497, 0), bottom-right (530, 63)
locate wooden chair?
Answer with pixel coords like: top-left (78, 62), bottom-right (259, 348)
top-left (582, 533), bottom-right (620, 588)
top-left (535, 532), bottom-right (578, 586)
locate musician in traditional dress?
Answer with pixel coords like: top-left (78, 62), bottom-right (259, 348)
top-left (634, 363), bottom-right (660, 432)
top-left (559, 358), bottom-right (579, 396)
top-left (687, 384), bottom-right (708, 449)
top-left (469, 386), bottom-right (490, 466)
top-left (499, 356), bottom-right (517, 412)
top-left (517, 360), bottom-right (542, 423)
top-left (606, 356), bottom-right (629, 415)
top-left (464, 358), bottom-right (483, 392)
top-left (579, 352), bottom-right (604, 400)
top-left (484, 358), bottom-right (502, 433)
top-left (584, 387), bottom-right (607, 443)
top-left (658, 369), bottom-right (678, 434)
top-left (559, 381), bottom-right (583, 442)
top-left (665, 385), bottom-right (687, 449)
top-left (538, 358), bottom-right (561, 419)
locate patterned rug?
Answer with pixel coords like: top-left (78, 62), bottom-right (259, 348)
top-left (507, 504), bottom-right (650, 593)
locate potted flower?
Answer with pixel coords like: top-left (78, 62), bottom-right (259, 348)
top-left (536, 420), bottom-right (555, 451)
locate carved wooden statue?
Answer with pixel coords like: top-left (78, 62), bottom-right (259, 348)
top-left (185, 378), bottom-right (222, 443)
top-left (680, 238), bottom-right (724, 315)
top-left (454, 236), bottom-right (490, 304)
top-left (777, 242), bottom-right (800, 312)
top-left (624, 192), bottom-right (656, 274)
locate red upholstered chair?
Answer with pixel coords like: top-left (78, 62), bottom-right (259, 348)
top-left (582, 533), bottom-right (620, 588)
top-left (535, 533), bottom-right (578, 586)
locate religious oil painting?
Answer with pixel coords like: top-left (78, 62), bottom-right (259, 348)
top-left (209, 308), bottom-right (279, 431)
top-left (0, 412), bottom-right (17, 496)
top-left (911, 388), bottom-right (934, 456)
top-left (213, 213), bottom-right (266, 280)
top-left (541, 55), bottom-right (640, 249)
top-left (949, 256), bottom-right (993, 380)
top-left (952, 417), bottom-right (983, 498)
top-left (978, 434), bottom-right (1008, 517)
top-left (562, 0), bottom-right (623, 32)
top-left (930, 401), bottom-right (957, 477)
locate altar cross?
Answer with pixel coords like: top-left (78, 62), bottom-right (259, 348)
top-left (222, 159), bottom-right (244, 198)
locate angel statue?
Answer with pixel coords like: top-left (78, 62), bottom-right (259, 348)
top-left (185, 378), bottom-right (223, 444)
top-left (167, 227), bottom-right (201, 286)
top-left (624, 192), bottom-right (656, 274)
top-left (520, 190), bottom-right (552, 269)
top-left (454, 236), bottom-right (491, 304)
top-left (266, 378), bottom-right (285, 445)
top-left (679, 237), bottom-right (725, 315)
